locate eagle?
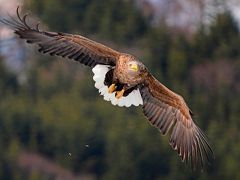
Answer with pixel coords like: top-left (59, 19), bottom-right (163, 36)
top-left (1, 7), bottom-right (214, 169)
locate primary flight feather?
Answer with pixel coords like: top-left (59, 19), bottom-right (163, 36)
top-left (0, 7), bottom-right (214, 169)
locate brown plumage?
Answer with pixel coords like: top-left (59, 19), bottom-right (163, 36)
top-left (0, 7), bottom-right (214, 169)
top-left (141, 74), bottom-right (213, 168)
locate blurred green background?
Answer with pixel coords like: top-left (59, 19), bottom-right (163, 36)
top-left (0, 0), bottom-right (240, 179)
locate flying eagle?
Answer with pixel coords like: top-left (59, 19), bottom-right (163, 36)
top-left (1, 7), bottom-right (214, 169)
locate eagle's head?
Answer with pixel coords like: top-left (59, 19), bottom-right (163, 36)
top-left (128, 61), bottom-right (148, 75)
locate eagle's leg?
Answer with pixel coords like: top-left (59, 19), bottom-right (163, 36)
top-left (116, 88), bottom-right (125, 99)
top-left (115, 83), bottom-right (127, 99)
top-left (108, 83), bottom-right (125, 98)
top-left (108, 84), bottom-right (116, 93)
top-left (115, 84), bottom-right (135, 99)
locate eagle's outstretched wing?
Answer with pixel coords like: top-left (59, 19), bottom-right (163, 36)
top-left (0, 7), bottom-right (120, 67)
top-left (140, 73), bottom-right (214, 169)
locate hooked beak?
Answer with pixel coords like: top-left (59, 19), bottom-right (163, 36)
top-left (130, 63), bottom-right (138, 72)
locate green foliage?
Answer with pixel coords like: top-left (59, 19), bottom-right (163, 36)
top-left (1, 1), bottom-right (240, 180)
top-left (193, 12), bottom-right (240, 60)
top-left (141, 26), bottom-right (171, 83)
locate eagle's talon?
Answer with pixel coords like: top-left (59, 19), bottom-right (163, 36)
top-left (116, 89), bottom-right (125, 99)
top-left (108, 84), bottom-right (116, 93)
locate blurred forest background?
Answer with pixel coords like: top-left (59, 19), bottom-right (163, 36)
top-left (0, 0), bottom-right (240, 179)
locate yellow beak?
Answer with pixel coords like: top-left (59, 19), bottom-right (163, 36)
top-left (130, 64), bottom-right (138, 71)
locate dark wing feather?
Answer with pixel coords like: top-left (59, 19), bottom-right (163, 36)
top-left (0, 7), bottom-right (120, 67)
top-left (140, 73), bottom-right (214, 169)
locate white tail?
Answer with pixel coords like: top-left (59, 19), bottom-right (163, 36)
top-left (92, 65), bottom-right (143, 107)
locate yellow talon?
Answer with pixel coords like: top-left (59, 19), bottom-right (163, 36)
top-left (116, 89), bottom-right (125, 99)
top-left (108, 84), bottom-right (116, 93)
